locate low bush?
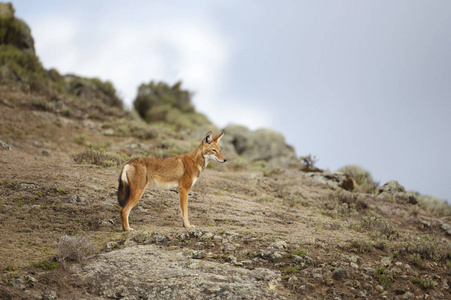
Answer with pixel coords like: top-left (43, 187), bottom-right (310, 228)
top-left (73, 147), bottom-right (126, 167)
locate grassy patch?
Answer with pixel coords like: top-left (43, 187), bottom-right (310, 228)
top-left (283, 266), bottom-right (301, 275)
top-left (33, 261), bottom-right (60, 270)
top-left (410, 277), bottom-right (437, 289)
top-left (401, 234), bottom-right (450, 261)
top-left (374, 268), bottom-right (394, 289)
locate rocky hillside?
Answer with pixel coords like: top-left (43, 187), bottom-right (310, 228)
top-left (1, 3), bottom-right (451, 300)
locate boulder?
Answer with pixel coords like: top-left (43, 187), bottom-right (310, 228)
top-left (222, 124), bottom-right (298, 167)
top-left (299, 171), bottom-right (354, 191)
top-left (378, 180), bottom-right (418, 204)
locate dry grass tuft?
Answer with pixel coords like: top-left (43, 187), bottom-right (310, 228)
top-left (56, 235), bottom-right (95, 266)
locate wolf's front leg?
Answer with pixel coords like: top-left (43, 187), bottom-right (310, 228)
top-left (179, 187), bottom-right (194, 228)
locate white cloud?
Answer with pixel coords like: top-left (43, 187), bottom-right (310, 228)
top-left (28, 10), bottom-right (273, 131)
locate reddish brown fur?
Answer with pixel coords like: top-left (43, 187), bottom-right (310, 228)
top-left (117, 131), bottom-right (226, 230)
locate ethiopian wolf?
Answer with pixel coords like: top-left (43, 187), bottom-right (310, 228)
top-left (117, 131), bottom-right (227, 231)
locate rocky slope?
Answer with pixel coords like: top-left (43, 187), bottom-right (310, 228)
top-left (1, 3), bottom-right (451, 300)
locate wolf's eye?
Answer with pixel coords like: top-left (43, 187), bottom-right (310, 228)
top-left (213, 149), bottom-right (217, 152)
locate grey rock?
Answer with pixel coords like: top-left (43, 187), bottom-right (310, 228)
top-left (12, 278), bottom-right (26, 289)
top-left (223, 243), bottom-right (236, 252)
top-left (269, 251), bottom-right (284, 262)
top-left (381, 256), bottom-right (392, 267)
top-left (0, 139), bottom-right (12, 151)
top-left (350, 262), bottom-right (359, 269)
top-left (42, 290), bottom-right (57, 300)
top-left (225, 255), bottom-right (237, 264)
top-left (375, 285), bottom-right (384, 293)
top-left (200, 232), bottom-right (214, 241)
top-left (268, 241), bottom-right (287, 250)
top-left (292, 254), bottom-right (313, 266)
top-left (378, 180), bottom-right (405, 194)
top-left (103, 129), bottom-right (115, 136)
top-left (332, 266), bottom-right (348, 280)
top-left (441, 223), bottom-right (451, 235)
top-left (378, 180), bottom-right (418, 204)
top-left (443, 278), bottom-right (449, 290)
top-left (73, 244), bottom-right (284, 299)
top-left (188, 228), bottom-right (201, 238)
top-left (299, 171), bottom-right (354, 191)
top-left (42, 149), bottom-right (51, 156)
top-left (222, 125), bottom-right (299, 167)
top-left (403, 291), bottom-right (415, 299)
top-left (0, 98), bottom-right (14, 107)
top-left (69, 194), bottom-right (85, 204)
top-left (191, 250), bottom-right (207, 259)
top-left (18, 183), bottom-right (38, 189)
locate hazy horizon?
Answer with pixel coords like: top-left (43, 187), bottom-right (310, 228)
top-left (10, 0), bottom-right (451, 202)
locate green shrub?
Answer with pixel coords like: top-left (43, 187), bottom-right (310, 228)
top-left (338, 165), bottom-right (379, 193)
top-left (33, 261), bottom-right (60, 270)
top-left (401, 234), bottom-right (449, 261)
top-left (410, 277), bottom-right (437, 289)
top-left (359, 212), bottom-right (398, 240)
top-left (133, 81), bottom-right (211, 129)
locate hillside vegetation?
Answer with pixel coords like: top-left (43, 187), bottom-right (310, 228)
top-left (1, 3), bottom-right (450, 299)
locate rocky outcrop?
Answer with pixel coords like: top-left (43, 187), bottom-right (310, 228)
top-left (377, 180), bottom-right (418, 204)
top-left (63, 74), bottom-right (123, 109)
top-left (73, 244), bottom-right (285, 299)
top-left (222, 125), bottom-right (299, 168)
top-left (0, 3), bottom-right (35, 54)
top-left (299, 170), bottom-right (354, 191)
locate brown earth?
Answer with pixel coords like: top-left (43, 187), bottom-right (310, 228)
top-left (0, 89), bottom-right (450, 299)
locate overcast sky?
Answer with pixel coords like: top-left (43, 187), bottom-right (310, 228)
top-left (11, 0), bottom-right (451, 201)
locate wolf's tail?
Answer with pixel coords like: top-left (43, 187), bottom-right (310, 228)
top-left (117, 165), bottom-right (130, 208)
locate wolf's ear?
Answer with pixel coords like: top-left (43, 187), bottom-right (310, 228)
top-left (204, 131), bottom-right (213, 144)
top-left (213, 133), bottom-right (224, 144)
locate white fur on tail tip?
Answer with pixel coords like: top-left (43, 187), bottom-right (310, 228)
top-left (121, 164), bottom-right (130, 183)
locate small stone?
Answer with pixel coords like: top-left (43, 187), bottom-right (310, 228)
top-left (108, 219), bottom-right (114, 224)
top-left (223, 243), bottom-right (236, 252)
top-left (0, 139), bottom-right (12, 151)
top-left (103, 129), bottom-right (115, 136)
top-left (213, 235), bottom-right (223, 242)
top-left (41, 149), bottom-right (51, 156)
top-left (42, 290), bottom-right (57, 300)
top-left (191, 250), bottom-right (206, 259)
top-left (188, 229), bottom-right (200, 238)
top-left (332, 266), bottom-right (348, 280)
top-left (344, 281), bottom-right (353, 287)
top-left (403, 291), bottom-right (415, 300)
top-left (268, 240), bottom-right (287, 250)
top-left (313, 273), bottom-right (323, 279)
top-left (443, 278), bottom-right (449, 290)
top-left (350, 262), bottom-right (359, 269)
top-left (270, 251), bottom-right (284, 262)
top-left (19, 183), bottom-right (38, 189)
top-left (226, 255), bottom-right (237, 264)
top-left (200, 232), bottom-right (214, 241)
top-left (12, 278), bottom-right (26, 290)
top-left (381, 256), bottom-right (392, 267)
top-left (376, 285), bottom-right (384, 293)
top-left (441, 223), bottom-right (451, 235)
